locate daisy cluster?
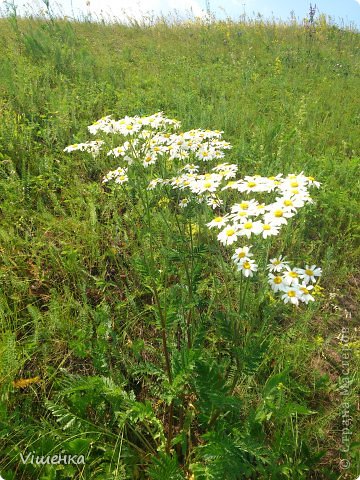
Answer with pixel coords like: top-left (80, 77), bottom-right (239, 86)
top-left (203, 172), bottom-right (322, 304)
top-left (64, 112), bottom-right (232, 180)
top-left (64, 113), bottom-right (323, 307)
top-left (102, 167), bottom-right (128, 185)
top-left (207, 172), bottom-right (320, 246)
top-left (63, 140), bottom-right (104, 155)
top-left (267, 256), bottom-right (322, 305)
top-left (150, 162), bottom-right (238, 209)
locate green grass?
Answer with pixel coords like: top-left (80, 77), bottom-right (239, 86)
top-left (0, 11), bottom-right (359, 480)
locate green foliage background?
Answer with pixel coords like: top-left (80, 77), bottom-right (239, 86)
top-left (0, 10), bottom-right (359, 480)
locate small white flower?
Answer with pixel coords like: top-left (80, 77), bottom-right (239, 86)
top-left (264, 205), bottom-right (294, 226)
top-left (182, 163), bottom-right (199, 174)
top-left (231, 246), bottom-right (253, 264)
top-left (268, 273), bottom-right (287, 292)
top-left (260, 222), bottom-right (279, 239)
top-left (206, 195), bottom-right (223, 209)
top-left (281, 286), bottom-right (301, 306)
top-left (207, 216), bottom-right (229, 229)
top-left (231, 200), bottom-right (259, 216)
top-left (238, 258), bottom-right (258, 277)
top-left (217, 225), bottom-right (240, 246)
top-left (298, 284), bottom-right (315, 304)
top-left (300, 265), bottom-right (322, 283)
top-left (238, 220), bottom-right (263, 238)
top-left (143, 153), bottom-right (157, 167)
top-left (306, 176), bottom-right (321, 188)
top-left (267, 256), bottom-right (289, 273)
top-left (114, 174), bottom-right (128, 184)
top-left (147, 178), bottom-right (163, 190)
top-left (179, 198), bottom-right (190, 208)
top-left (283, 266), bottom-right (301, 286)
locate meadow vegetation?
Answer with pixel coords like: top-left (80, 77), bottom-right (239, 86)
top-left (0, 8), bottom-right (359, 479)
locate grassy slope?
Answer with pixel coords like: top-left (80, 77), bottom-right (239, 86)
top-left (0, 14), bottom-right (359, 479)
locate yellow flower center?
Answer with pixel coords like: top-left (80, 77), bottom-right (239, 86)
top-left (202, 151), bottom-right (209, 156)
top-left (274, 209), bottom-right (283, 217)
top-left (244, 222), bottom-right (253, 229)
top-left (308, 176), bottom-right (315, 181)
top-left (240, 202), bottom-right (249, 209)
top-left (284, 200), bottom-right (293, 206)
top-left (291, 181), bottom-right (299, 187)
top-left (126, 125), bottom-right (133, 130)
top-left (247, 181), bottom-right (256, 188)
top-left (119, 175), bottom-right (126, 181)
top-left (274, 276), bottom-right (282, 284)
top-left (305, 269), bottom-right (314, 276)
top-left (301, 287), bottom-right (309, 294)
top-left (214, 217), bottom-right (223, 222)
top-left (289, 271), bottom-right (298, 278)
top-left (237, 252), bottom-right (246, 258)
top-left (288, 290), bottom-right (296, 297)
top-left (243, 261), bottom-right (251, 269)
top-left (226, 229), bottom-right (235, 237)
top-left (263, 224), bottom-right (271, 230)
top-left (204, 181), bottom-right (212, 188)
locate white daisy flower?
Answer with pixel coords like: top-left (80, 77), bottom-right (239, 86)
top-left (182, 163), bottom-right (199, 174)
top-left (306, 176), bottom-right (321, 188)
top-left (300, 265), bottom-right (322, 283)
top-left (275, 195), bottom-right (305, 210)
top-left (114, 174), bottom-right (128, 184)
top-left (179, 198), bottom-right (190, 208)
top-left (298, 284), bottom-right (315, 304)
top-left (231, 246), bottom-right (253, 264)
top-left (231, 200), bottom-right (259, 216)
top-left (195, 179), bottom-right (218, 194)
top-left (260, 222), bottom-right (280, 239)
top-left (206, 195), bottom-right (223, 209)
top-left (238, 220), bottom-right (263, 238)
top-left (264, 205), bottom-right (294, 226)
top-left (281, 286), bottom-right (301, 306)
top-left (217, 225), bottom-right (240, 246)
top-left (143, 153), bottom-right (157, 167)
top-left (207, 215), bottom-right (229, 229)
top-left (267, 256), bottom-right (289, 272)
top-left (283, 266), bottom-right (301, 285)
top-left (237, 258), bottom-right (258, 277)
top-left (147, 178), bottom-right (164, 190)
top-left (268, 273), bottom-right (287, 292)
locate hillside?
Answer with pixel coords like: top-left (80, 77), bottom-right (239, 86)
top-left (0, 13), bottom-right (359, 480)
